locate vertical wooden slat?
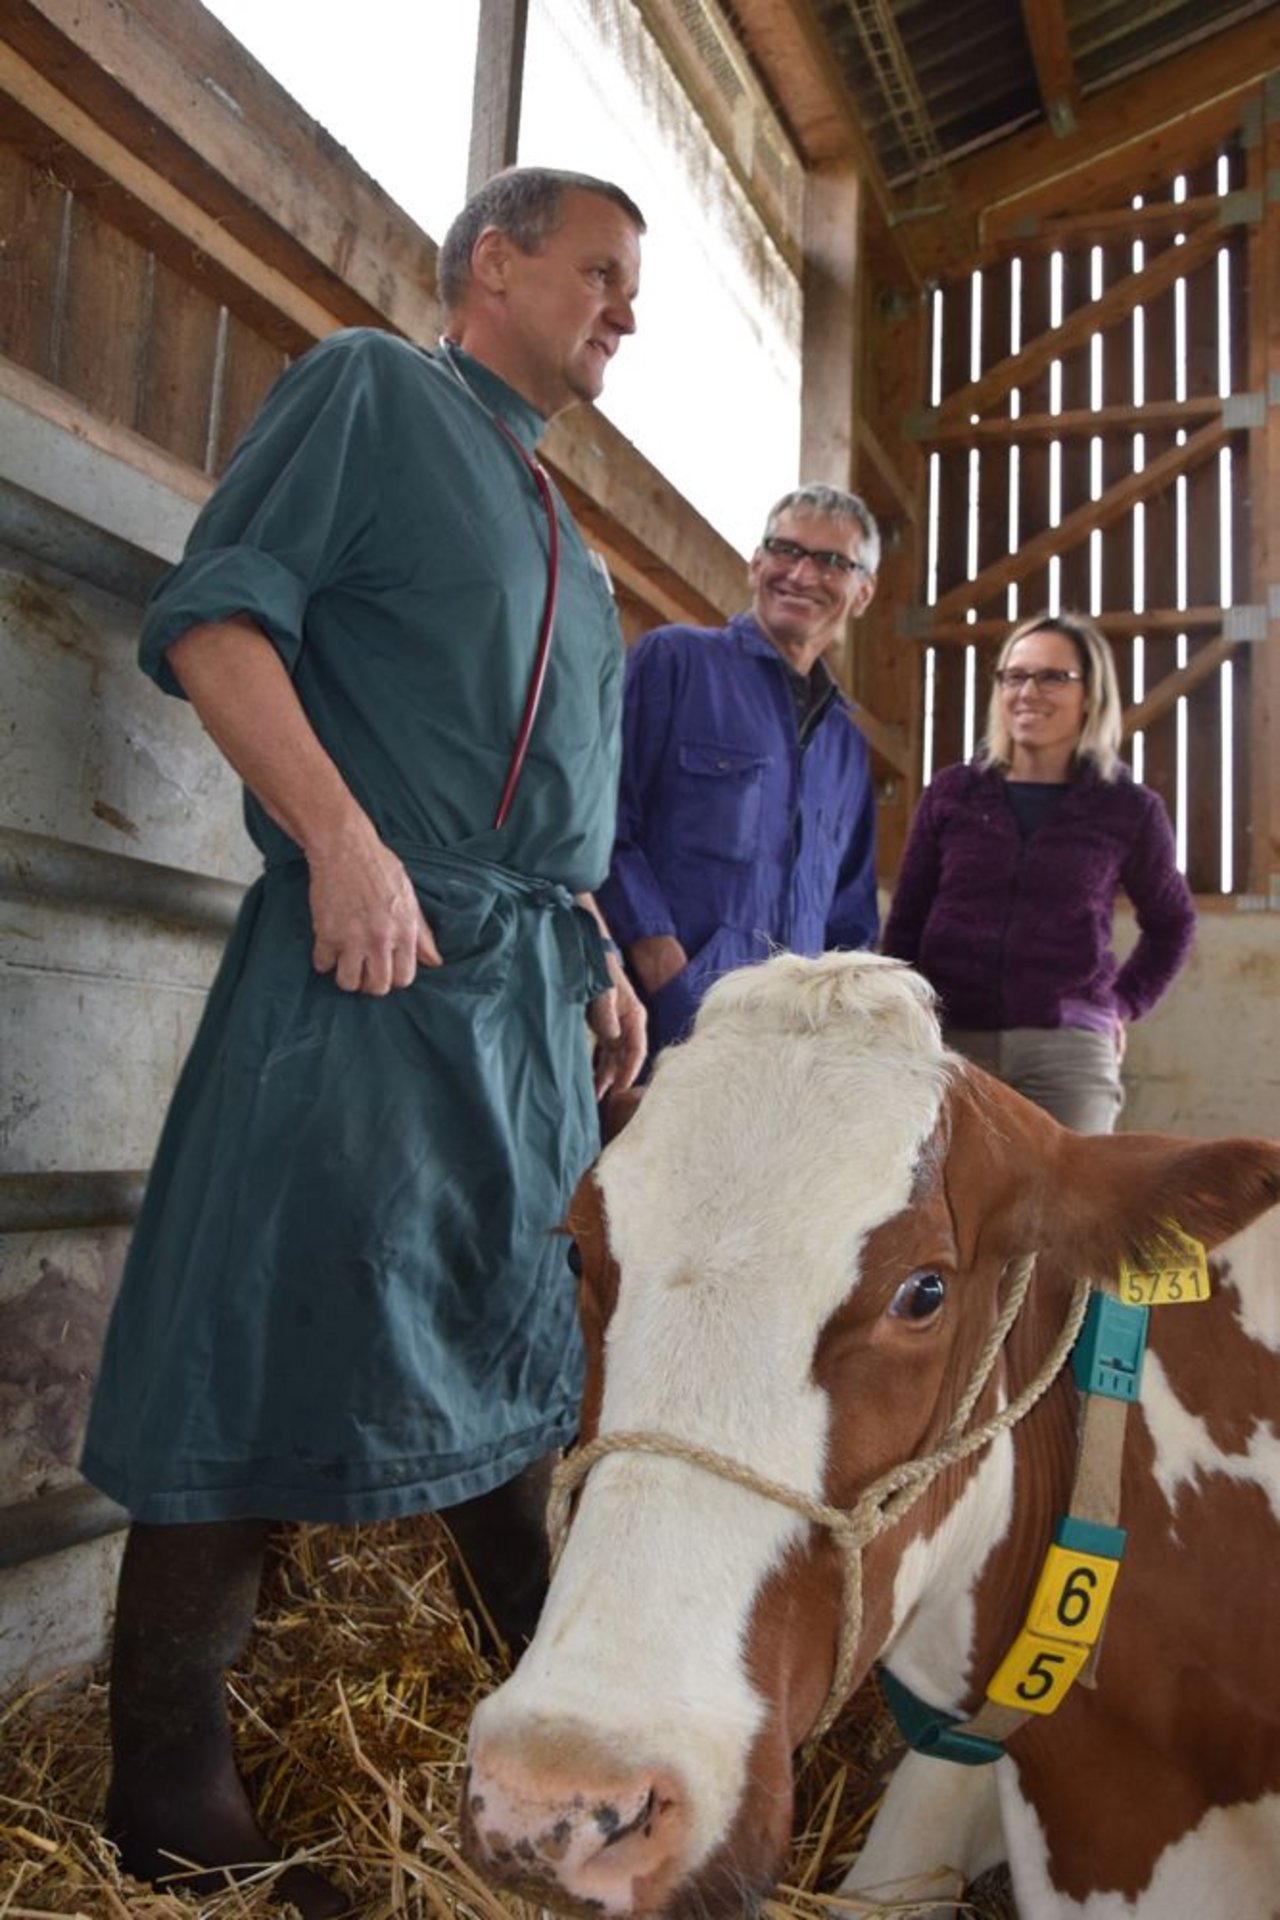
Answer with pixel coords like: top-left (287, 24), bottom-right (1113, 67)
top-left (931, 275), bottom-right (975, 776)
top-left (1055, 244), bottom-right (1094, 613)
top-left (209, 312), bottom-right (288, 474)
top-left (1098, 224), bottom-right (1138, 758)
top-left (972, 257), bottom-right (1012, 733)
top-left (1181, 153), bottom-right (1232, 892)
top-left (1131, 181), bottom-right (1182, 841)
top-left (1227, 143), bottom-right (1252, 894)
top-left (1014, 245), bottom-right (1054, 622)
top-left (134, 255), bottom-right (224, 471)
top-left (56, 192), bottom-right (151, 423)
top-left (1246, 85), bottom-right (1280, 898)
top-left (0, 139), bottom-right (64, 377)
top-left (801, 160), bottom-right (860, 492)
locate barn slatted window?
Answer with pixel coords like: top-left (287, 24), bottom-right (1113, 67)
top-left (919, 145), bottom-right (1250, 897)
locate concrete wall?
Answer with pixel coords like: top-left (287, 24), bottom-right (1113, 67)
top-left (1118, 905), bottom-right (1279, 1140)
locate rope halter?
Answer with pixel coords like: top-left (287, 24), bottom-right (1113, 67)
top-left (548, 1255), bottom-right (1092, 1741)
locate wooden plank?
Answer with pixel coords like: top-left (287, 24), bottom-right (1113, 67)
top-left (134, 255), bottom-right (224, 472)
top-left (1, 0), bottom-right (442, 339)
top-left (0, 349), bottom-right (213, 503)
top-left (1246, 93), bottom-right (1280, 897)
top-left (856, 414), bottom-right (918, 524)
top-left (55, 190), bottom-right (151, 428)
top-left (801, 160), bottom-right (860, 490)
top-left (936, 222), bottom-right (1221, 428)
top-left (989, 193), bottom-right (1223, 260)
top-left (1011, 241), bottom-right (1056, 623)
top-left (922, 607), bottom-right (1245, 644)
top-left (902, 10), bottom-right (1280, 276)
top-left (1121, 637), bottom-right (1238, 737)
top-left (0, 135), bottom-right (64, 377)
top-left (929, 274), bottom-right (977, 774)
top-left (920, 396), bottom-right (1222, 446)
top-left (843, 703), bottom-right (910, 777)
top-left (208, 314), bottom-right (288, 475)
top-left (1054, 242), bottom-right (1094, 613)
top-left (1018, 0), bottom-right (1079, 133)
top-left (467, 0), bottom-right (527, 197)
top-left (0, 40), bottom-right (351, 342)
top-left (932, 420), bottom-right (1229, 621)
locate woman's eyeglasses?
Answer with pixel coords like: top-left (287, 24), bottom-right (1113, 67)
top-left (995, 667), bottom-right (1084, 690)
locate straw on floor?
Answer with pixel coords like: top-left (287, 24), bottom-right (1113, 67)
top-left (0, 1516), bottom-right (1013, 1918)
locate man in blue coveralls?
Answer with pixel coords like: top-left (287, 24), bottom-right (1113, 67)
top-left (598, 483), bottom-right (881, 1057)
top-left (80, 168), bottom-right (646, 1917)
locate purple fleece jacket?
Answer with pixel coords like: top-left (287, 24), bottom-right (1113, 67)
top-left (881, 759), bottom-right (1196, 1033)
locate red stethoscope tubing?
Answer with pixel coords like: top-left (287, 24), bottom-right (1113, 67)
top-left (488, 413), bottom-right (561, 830)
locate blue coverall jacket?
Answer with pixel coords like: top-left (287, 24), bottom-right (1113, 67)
top-left (598, 612), bottom-right (878, 1053)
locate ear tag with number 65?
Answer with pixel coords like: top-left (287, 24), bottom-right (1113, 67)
top-left (1118, 1225), bottom-right (1210, 1307)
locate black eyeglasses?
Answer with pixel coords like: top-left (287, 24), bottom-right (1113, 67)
top-left (761, 535), bottom-right (871, 578)
top-left (995, 667), bottom-right (1085, 691)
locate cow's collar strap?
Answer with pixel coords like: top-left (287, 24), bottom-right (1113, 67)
top-left (548, 1254), bottom-right (1092, 1743)
top-left (884, 1282), bottom-right (1165, 1763)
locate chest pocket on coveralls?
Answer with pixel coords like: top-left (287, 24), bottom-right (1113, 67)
top-left (675, 740), bottom-right (768, 864)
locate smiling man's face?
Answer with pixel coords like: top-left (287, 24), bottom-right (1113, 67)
top-left (748, 508), bottom-right (877, 672)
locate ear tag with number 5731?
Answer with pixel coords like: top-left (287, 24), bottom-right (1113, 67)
top-left (1118, 1225), bottom-right (1210, 1308)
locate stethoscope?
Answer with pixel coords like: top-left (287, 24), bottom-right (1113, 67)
top-left (439, 337), bottom-right (560, 831)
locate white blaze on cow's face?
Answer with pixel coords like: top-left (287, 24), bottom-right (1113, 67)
top-left (465, 955), bottom-right (955, 1916)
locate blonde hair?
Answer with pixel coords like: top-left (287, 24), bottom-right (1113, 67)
top-left (979, 610), bottom-right (1124, 780)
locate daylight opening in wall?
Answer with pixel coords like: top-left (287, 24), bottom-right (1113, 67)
top-left (520, 0), bottom-right (802, 553)
top-left (920, 149), bottom-right (1248, 896)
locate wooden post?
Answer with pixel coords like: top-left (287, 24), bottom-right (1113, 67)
top-left (467, 0), bottom-right (528, 197)
top-left (1247, 77), bottom-right (1280, 899)
top-left (800, 159), bottom-right (860, 490)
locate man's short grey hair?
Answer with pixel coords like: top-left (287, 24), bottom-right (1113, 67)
top-left (763, 484), bottom-right (881, 575)
top-left (438, 166), bottom-right (646, 312)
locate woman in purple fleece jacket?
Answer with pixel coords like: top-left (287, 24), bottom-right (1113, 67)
top-left (882, 610), bottom-right (1196, 1132)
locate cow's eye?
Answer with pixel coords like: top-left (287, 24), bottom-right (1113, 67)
top-left (888, 1271), bottom-right (946, 1321)
top-left (566, 1241), bottom-right (583, 1278)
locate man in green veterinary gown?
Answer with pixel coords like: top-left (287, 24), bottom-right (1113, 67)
top-left (80, 168), bottom-right (646, 1918)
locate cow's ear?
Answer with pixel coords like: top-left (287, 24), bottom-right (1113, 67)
top-left (1058, 1132), bottom-right (1280, 1267)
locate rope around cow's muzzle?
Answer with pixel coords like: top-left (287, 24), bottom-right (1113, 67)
top-left (547, 1256), bottom-right (1093, 1741)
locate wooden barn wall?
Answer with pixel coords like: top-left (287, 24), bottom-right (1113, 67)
top-left (914, 134), bottom-right (1258, 899)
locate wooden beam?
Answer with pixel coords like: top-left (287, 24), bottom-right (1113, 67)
top-left (856, 415), bottom-right (918, 524)
top-left (842, 703), bottom-right (911, 778)
top-left (920, 397), bottom-right (1223, 448)
top-left (988, 193), bottom-right (1223, 260)
top-left (935, 223), bottom-right (1221, 429)
top-left (0, 40), bottom-right (352, 344)
top-left (932, 419), bottom-right (1228, 620)
top-left (902, 10), bottom-right (1280, 276)
top-left (1122, 636), bottom-right (1238, 737)
top-left (0, 0), bottom-right (443, 340)
top-left (918, 608), bottom-right (1248, 645)
top-left (0, 352), bottom-right (213, 504)
top-left (467, 0), bottom-right (528, 196)
top-left (1018, 0), bottom-right (1079, 136)
top-left (801, 160), bottom-right (860, 489)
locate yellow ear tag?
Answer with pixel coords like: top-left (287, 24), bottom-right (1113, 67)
top-left (1118, 1225), bottom-right (1210, 1307)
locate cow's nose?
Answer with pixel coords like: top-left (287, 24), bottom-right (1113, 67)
top-left (463, 1742), bottom-right (691, 1915)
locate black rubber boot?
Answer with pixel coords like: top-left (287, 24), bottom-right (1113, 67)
top-left (441, 1454), bottom-right (555, 1664)
top-left (104, 1519), bottom-right (352, 1918)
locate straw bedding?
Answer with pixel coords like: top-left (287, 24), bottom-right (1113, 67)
top-left (0, 1517), bottom-right (1014, 1918)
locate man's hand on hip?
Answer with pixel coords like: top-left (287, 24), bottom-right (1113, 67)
top-left (308, 824), bottom-right (442, 995)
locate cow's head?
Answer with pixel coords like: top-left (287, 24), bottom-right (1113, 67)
top-left (461, 954), bottom-right (1280, 1919)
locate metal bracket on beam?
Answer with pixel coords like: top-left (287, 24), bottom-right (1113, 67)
top-left (1223, 392), bottom-right (1266, 430)
top-left (1267, 71), bottom-right (1280, 125)
top-left (898, 606), bottom-right (935, 640)
top-left (1270, 583), bottom-right (1280, 625)
top-left (1241, 96), bottom-right (1262, 149)
top-left (1269, 169), bottom-right (1280, 207)
top-left (1220, 188), bottom-right (1262, 226)
top-left (1223, 604), bottom-right (1268, 642)
top-left (905, 408), bottom-right (940, 441)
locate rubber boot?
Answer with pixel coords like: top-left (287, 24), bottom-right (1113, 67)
top-left (105, 1519), bottom-right (351, 1918)
top-left (441, 1454), bottom-right (554, 1665)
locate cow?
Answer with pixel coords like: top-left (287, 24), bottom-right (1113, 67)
top-left (460, 953), bottom-right (1280, 1919)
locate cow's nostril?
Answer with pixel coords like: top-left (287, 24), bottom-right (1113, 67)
top-left (600, 1785), bottom-right (657, 1850)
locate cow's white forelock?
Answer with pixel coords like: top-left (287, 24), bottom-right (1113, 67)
top-left (476, 958), bottom-right (953, 1872)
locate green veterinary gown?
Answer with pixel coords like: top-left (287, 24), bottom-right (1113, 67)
top-left (81, 330), bottom-right (623, 1522)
